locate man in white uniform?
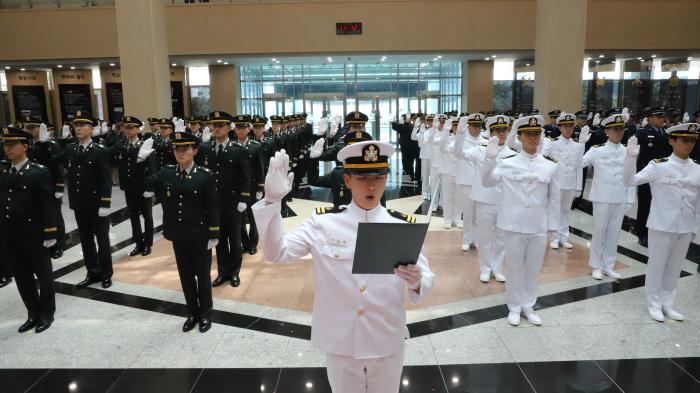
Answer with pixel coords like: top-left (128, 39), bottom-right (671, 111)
top-left (253, 142), bottom-right (434, 393)
top-left (581, 112), bottom-right (636, 280)
top-left (542, 113), bottom-right (591, 249)
top-left (450, 113), bottom-right (486, 250)
top-left (428, 115), bottom-right (446, 211)
top-left (482, 115), bottom-right (560, 326)
top-left (623, 123), bottom-right (700, 322)
top-left (454, 115), bottom-right (515, 282)
top-left (412, 114), bottom-right (432, 200)
top-left (438, 117), bottom-right (459, 228)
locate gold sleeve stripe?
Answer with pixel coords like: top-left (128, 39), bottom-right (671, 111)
top-left (208, 226), bottom-right (220, 231)
top-left (240, 192), bottom-right (251, 197)
top-left (100, 197), bottom-right (112, 201)
top-left (43, 227), bottom-right (58, 232)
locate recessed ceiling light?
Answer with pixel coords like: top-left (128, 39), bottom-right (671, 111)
top-left (271, 58), bottom-right (276, 61)
top-left (4, 66), bottom-right (10, 69)
top-left (20, 68), bottom-right (26, 71)
top-left (526, 63), bottom-right (530, 67)
top-left (484, 57), bottom-right (490, 61)
top-left (109, 63), bottom-right (115, 66)
top-left (380, 58), bottom-right (385, 62)
top-left (223, 62), bottom-right (228, 65)
top-left (216, 59), bottom-right (223, 63)
top-left (595, 60), bottom-right (600, 63)
top-left (433, 58), bottom-right (438, 61)
top-left (57, 65), bottom-right (63, 68)
top-left (651, 54), bottom-right (657, 58)
top-left (171, 63), bottom-right (177, 66)
top-left (688, 57), bottom-right (693, 60)
top-left (637, 57), bottom-right (643, 60)
top-left (70, 66), bottom-right (76, 70)
top-left (491, 55), bottom-right (497, 58)
top-left (586, 57), bottom-right (592, 61)
top-left (437, 55), bottom-right (442, 59)
top-left (599, 54), bottom-right (604, 58)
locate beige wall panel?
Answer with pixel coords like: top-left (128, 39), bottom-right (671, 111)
top-left (465, 60), bottom-right (494, 112)
top-left (209, 65), bottom-right (237, 113)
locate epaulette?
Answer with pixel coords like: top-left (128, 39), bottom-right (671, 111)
top-left (165, 164), bottom-right (177, 169)
top-left (547, 136), bottom-right (557, 141)
top-left (502, 154), bottom-right (516, 159)
top-left (387, 209), bottom-right (417, 223)
top-left (197, 166), bottom-right (213, 173)
top-left (250, 140), bottom-right (261, 144)
top-left (544, 155), bottom-right (558, 163)
top-left (30, 162), bottom-right (47, 170)
top-left (653, 158), bottom-right (668, 163)
top-left (592, 144), bottom-right (604, 148)
top-left (315, 206), bottom-right (346, 215)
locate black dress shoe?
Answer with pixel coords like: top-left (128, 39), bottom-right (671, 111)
top-left (35, 318), bottom-right (53, 333)
top-left (248, 248), bottom-right (257, 255)
top-left (0, 276), bottom-right (12, 288)
top-left (182, 316), bottom-right (199, 332)
top-left (639, 237), bottom-right (648, 247)
top-left (129, 246), bottom-right (143, 257)
top-left (199, 317), bottom-right (211, 333)
top-left (101, 279), bottom-right (112, 289)
top-left (51, 249), bottom-right (63, 259)
top-left (212, 276), bottom-right (228, 287)
top-left (76, 276), bottom-right (100, 289)
top-left (141, 246), bottom-right (152, 256)
top-left (230, 275), bottom-right (241, 287)
top-left (18, 318), bottom-right (37, 333)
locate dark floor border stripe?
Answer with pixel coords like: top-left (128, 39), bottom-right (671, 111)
top-left (575, 197), bottom-right (700, 265)
top-left (49, 218), bottom-right (692, 340)
top-left (3, 358), bottom-right (699, 393)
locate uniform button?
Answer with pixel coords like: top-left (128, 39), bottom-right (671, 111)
top-left (178, 218), bottom-right (182, 222)
top-left (179, 203), bottom-right (183, 206)
top-left (334, 253), bottom-right (339, 258)
top-left (357, 309), bottom-right (364, 316)
top-left (360, 286), bottom-right (366, 293)
top-left (178, 210), bottom-right (182, 213)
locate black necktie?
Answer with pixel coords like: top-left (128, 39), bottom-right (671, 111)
top-left (10, 167), bottom-right (17, 175)
top-left (78, 145), bottom-right (85, 155)
top-left (217, 144), bottom-right (223, 156)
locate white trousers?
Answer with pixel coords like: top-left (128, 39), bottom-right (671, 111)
top-left (421, 158), bottom-right (431, 198)
top-left (646, 229), bottom-right (691, 310)
top-left (554, 189), bottom-right (576, 243)
top-left (590, 202), bottom-right (626, 270)
top-left (456, 184), bottom-right (476, 246)
top-left (326, 348), bottom-right (405, 393)
top-left (441, 174), bottom-right (457, 226)
top-left (476, 202), bottom-right (505, 275)
top-left (430, 166), bottom-right (442, 209)
top-left (502, 230), bottom-right (547, 313)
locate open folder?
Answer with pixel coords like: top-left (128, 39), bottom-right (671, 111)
top-left (351, 222), bottom-right (430, 274)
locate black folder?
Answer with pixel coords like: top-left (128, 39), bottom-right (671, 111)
top-left (351, 222), bottom-right (429, 274)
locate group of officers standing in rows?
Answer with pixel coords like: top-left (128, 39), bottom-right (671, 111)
top-left (390, 106), bottom-right (700, 325)
top-left (0, 110), bottom-right (327, 334)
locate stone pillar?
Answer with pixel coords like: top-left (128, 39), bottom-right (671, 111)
top-left (465, 60), bottom-right (494, 113)
top-left (209, 65), bottom-right (238, 113)
top-left (115, 0), bottom-right (171, 120)
top-left (533, 0), bottom-right (587, 112)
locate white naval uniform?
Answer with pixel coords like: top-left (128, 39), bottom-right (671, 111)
top-left (581, 141), bottom-right (636, 271)
top-left (428, 129), bottom-right (444, 208)
top-left (412, 124), bottom-right (431, 198)
top-left (439, 133), bottom-right (459, 226)
top-left (541, 136), bottom-right (585, 244)
top-left (457, 143), bottom-right (516, 275)
top-left (252, 200), bottom-right (434, 393)
top-left (482, 151), bottom-right (560, 313)
top-left (450, 132), bottom-right (485, 246)
top-left (624, 154), bottom-right (700, 311)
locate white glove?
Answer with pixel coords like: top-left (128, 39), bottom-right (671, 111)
top-left (91, 127), bottom-right (100, 137)
top-left (61, 125), bottom-right (71, 139)
top-left (310, 138), bottom-right (325, 158)
top-left (137, 138), bottom-right (155, 163)
top-left (578, 125), bottom-right (591, 144)
top-left (42, 239), bottom-right (57, 248)
top-left (143, 191), bottom-right (154, 198)
top-left (201, 127), bottom-right (212, 142)
top-left (592, 113), bottom-right (601, 127)
top-left (626, 135), bottom-right (640, 158)
top-left (54, 192), bottom-right (63, 199)
top-left (683, 112), bottom-right (690, 123)
top-left (139, 125), bottom-right (145, 135)
top-left (237, 202), bottom-right (247, 212)
top-left (317, 118), bottom-right (329, 135)
top-left (641, 117), bottom-right (648, 127)
top-left (39, 123), bottom-right (50, 142)
top-left (255, 191), bottom-right (263, 200)
top-left (622, 107), bottom-right (630, 117)
top-left (207, 238), bottom-right (219, 250)
top-left (394, 264), bottom-right (422, 291)
top-left (484, 136), bottom-right (499, 159)
top-left (100, 122), bottom-right (109, 135)
top-left (456, 117), bottom-right (468, 135)
top-left (398, 115), bottom-right (405, 125)
top-left (330, 121), bottom-right (339, 137)
top-left (443, 117), bottom-right (454, 132)
top-left (175, 118), bottom-right (186, 132)
top-left (98, 207), bottom-right (110, 217)
top-left (264, 150), bottom-right (295, 204)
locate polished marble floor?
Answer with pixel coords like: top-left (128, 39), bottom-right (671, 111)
top-left (1, 160), bottom-right (700, 392)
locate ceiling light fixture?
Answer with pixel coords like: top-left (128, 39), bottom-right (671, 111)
top-left (491, 55), bottom-right (497, 58)
top-left (20, 68), bottom-right (26, 71)
top-left (216, 59), bottom-right (223, 63)
top-left (437, 55), bottom-right (442, 59)
top-left (70, 66), bottom-right (76, 70)
top-left (484, 57), bottom-right (490, 61)
top-left (171, 63), bottom-right (176, 66)
top-left (4, 66), bottom-right (9, 70)
top-left (651, 54), bottom-right (657, 58)
top-left (57, 65), bottom-right (63, 68)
